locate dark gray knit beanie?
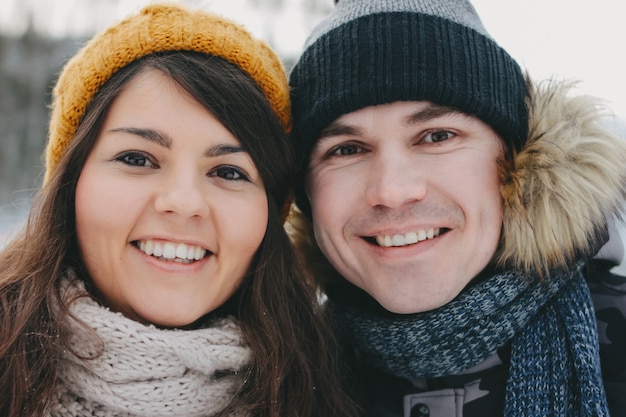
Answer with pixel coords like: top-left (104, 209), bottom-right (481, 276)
top-left (289, 0), bottom-right (528, 215)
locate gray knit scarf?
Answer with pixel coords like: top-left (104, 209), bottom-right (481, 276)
top-left (330, 265), bottom-right (610, 416)
top-left (48, 280), bottom-right (252, 417)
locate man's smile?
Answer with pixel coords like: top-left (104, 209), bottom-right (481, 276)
top-left (372, 228), bottom-right (443, 247)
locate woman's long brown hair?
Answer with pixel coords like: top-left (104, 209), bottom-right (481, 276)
top-left (0, 52), bottom-right (358, 417)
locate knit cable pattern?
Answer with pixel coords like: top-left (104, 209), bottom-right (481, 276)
top-left (49, 280), bottom-right (251, 417)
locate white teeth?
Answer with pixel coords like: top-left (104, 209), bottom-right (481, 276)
top-left (163, 243), bottom-right (176, 259)
top-left (144, 240), bottom-right (154, 256)
top-left (405, 232), bottom-right (418, 244)
top-left (187, 245), bottom-right (195, 260)
top-left (153, 242), bottom-right (163, 257)
top-left (375, 228), bottom-right (440, 247)
top-left (137, 240), bottom-right (207, 261)
top-left (175, 243), bottom-right (188, 259)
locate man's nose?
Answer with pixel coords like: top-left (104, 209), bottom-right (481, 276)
top-left (365, 150), bottom-right (427, 209)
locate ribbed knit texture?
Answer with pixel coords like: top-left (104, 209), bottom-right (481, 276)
top-left (45, 2), bottom-right (291, 182)
top-left (289, 0), bottom-right (527, 215)
top-left (330, 265), bottom-right (610, 416)
top-left (303, 0), bottom-right (492, 49)
top-left (48, 280), bottom-right (251, 417)
top-left (505, 273), bottom-right (608, 416)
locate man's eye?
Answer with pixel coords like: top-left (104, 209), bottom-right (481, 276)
top-left (330, 144), bottom-right (362, 156)
top-left (115, 152), bottom-right (156, 167)
top-left (211, 166), bottom-right (250, 181)
top-left (424, 130), bottom-right (454, 143)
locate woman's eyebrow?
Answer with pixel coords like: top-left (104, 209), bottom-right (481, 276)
top-left (107, 128), bottom-right (246, 157)
top-left (108, 127), bottom-right (172, 148)
top-left (205, 144), bottom-right (246, 157)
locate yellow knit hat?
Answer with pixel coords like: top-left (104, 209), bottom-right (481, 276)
top-left (45, 2), bottom-right (291, 182)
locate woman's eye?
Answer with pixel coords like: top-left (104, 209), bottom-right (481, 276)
top-left (330, 143), bottom-right (363, 157)
top-left (212, 166), bottom-right (250, 181)
top-left (423, 130), bottom-right (454, 143)
top-left (115, 152), bottom-right (156, 168)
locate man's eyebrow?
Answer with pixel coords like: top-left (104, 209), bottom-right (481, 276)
top-left (318, 122), bottom-right (364, 140)
top-left (318, 103), bottom-right (468, 140)
top-left (108, 127), bottom-right (171, 148)
top-left (403, 103), bottom-right (468, 126)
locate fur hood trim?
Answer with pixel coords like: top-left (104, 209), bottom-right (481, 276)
top-left (287, 77), bottom-right (626, 280)
top-left (499, 78), bottom-right (626, 274)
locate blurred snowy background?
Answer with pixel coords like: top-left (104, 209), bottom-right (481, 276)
top-left (1, 0), bottom-right (625, 271)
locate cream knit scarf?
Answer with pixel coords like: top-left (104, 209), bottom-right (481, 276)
top-left (48, 279), bottom-right (252, 417)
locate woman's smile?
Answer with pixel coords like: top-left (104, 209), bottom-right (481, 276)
top-left (134, 239), bottom-right (209, 263)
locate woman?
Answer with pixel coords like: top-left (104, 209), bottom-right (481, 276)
top-left (0, 4), bottom-right (356, 417)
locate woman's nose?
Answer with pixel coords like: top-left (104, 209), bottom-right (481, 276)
top-left (153, 168), bottom-right (210, 219)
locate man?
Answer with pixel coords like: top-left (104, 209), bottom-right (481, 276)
top-left (287, 1), bottom-right (626, 416)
